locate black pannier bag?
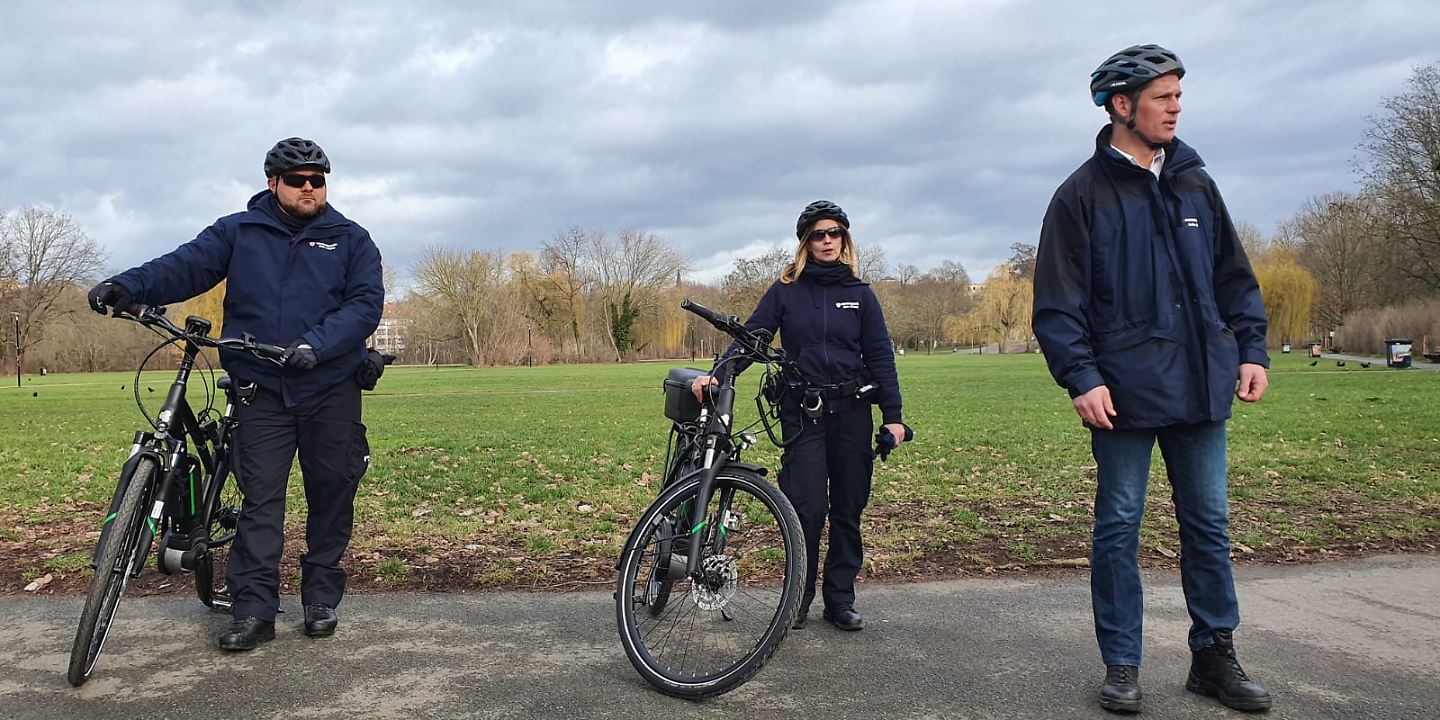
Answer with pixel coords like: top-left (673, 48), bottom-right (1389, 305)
top-left (662, 367), bottom-right (707, 423)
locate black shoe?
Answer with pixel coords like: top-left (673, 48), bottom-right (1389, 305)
top-left (1099, 665), bottom-right (1142, 714)
top-left (218, 616), bottom-right (275, 651)
top-left (1186, 630), bottom-right (1272, 712)
top-left (823, 604), bottom-right (864, 631)
top-left (304, 604), bottom-right (338, 637)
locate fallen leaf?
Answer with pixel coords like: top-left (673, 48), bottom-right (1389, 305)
top-left (1235, 543), bottom-right (1255, 554)
top-left (411, 507), bottom-right (431, 518)
top-left (1155, 546), bottom-right (1177, 559)
top-left (24, 574), bottom-right (53, 592)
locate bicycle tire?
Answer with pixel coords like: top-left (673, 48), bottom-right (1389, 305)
top-left (616, 467), bottom-right (804, 699)
top-left (194, 467), bottom-right (243, 609)
top-left (67, 457), bottom-right (157, 687)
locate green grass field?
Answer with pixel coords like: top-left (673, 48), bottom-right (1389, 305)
top-left (1, 351), bottom-right (1437, 593)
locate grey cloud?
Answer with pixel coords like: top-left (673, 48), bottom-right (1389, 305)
top-left (3, 0), bottom-right (1438, 289)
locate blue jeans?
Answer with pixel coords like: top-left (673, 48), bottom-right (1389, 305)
top-left (1089, 421), bottom-right (1239, 667)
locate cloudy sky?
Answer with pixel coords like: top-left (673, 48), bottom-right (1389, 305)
top-left (2, 1), bottom-right (1436, 288)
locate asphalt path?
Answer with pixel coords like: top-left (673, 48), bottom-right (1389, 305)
top-left (2, 555), bottom-right (1437, 719)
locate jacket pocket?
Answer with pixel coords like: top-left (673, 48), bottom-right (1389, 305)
top-left (1095, 334), bottom-right (1190, 427)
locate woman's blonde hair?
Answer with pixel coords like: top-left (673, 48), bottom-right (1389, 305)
top-left (780, 225), bottom-right (859, 284)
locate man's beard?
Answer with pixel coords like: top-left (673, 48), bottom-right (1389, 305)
top-left (278, 195), bottom-right (327, 219)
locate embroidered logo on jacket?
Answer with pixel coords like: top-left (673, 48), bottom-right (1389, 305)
top-left (835, 301), bottom-right (860, 310)
top-left (309, 241), bottom-right (338, 250)
top-left (1182, 218), bottom-right (1200, 228)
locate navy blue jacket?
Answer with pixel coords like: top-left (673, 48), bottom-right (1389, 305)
top-left (720, 262), bottom-right (903, 424)
top-left (1032, 126), bottom-right (1268, 429)
top-left (110, 190), bottom-right (384, 407)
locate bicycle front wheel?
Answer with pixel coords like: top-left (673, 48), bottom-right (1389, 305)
top-left (616, 467), bottom-right (805, 699)
top-left (68, 457), bottom-right (157, 687)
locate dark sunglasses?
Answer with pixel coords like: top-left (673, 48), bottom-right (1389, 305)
top-left (808, 227), bottom-right (845, 241)
top-left (280, 173), bottom-right (326, 189)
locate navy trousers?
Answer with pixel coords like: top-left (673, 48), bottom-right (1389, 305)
top-left (227, 378), bottom-right (369, 621)
top-left (778, 402), bottom-right (875, 610)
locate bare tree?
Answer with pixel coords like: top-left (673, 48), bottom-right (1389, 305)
top-left (856, 245), bottom-right (889, 283)
top-left (589, 229), bottom-right (687, 361)
top-left (1357, 63), bottom-right (1440, 291)
top-left (1007, 243), bottom-right (1038, 281)
top-left (1235, 221), bottom-right (1273, 256)
top-left (720, 245), bottom-right (789, 313)
top-left (410, 246), bottom-right (509, 366)
top-left (929, 259), bottom-right (972, 286)
top-left (1, 207), bottom-right (105, 375)
top-left (1289, 193), bottom-right (1388, 332)
top-left (537, 227), bottom-right (594, 356)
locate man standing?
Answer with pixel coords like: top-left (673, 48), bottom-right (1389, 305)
top-left (1032, 46), bottom-right (1273, 713)
top-left (89, 137), bottom-right (383, 651)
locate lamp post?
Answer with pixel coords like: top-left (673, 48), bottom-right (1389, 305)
top-left (11, 312), bottom-right (20, 388)
top-left (526, 322), bottom-right (533, 368)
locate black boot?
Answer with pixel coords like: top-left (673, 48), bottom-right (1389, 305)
top-left (793, 601), bottom-right (810, 630)
top-left (1186, 630), bottom-right (1272, 712)
top-left (304, 604), bottom-right (339, 637)
top-left (1099, 665), bottom-right (1142, 713)
top-left (218, 616), bottom-right (275, 651)
top-left (823, 604), bottom-right (863, 631)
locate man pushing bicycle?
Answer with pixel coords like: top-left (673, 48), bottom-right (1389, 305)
top-left (88, 137), bottom-right (384, 651)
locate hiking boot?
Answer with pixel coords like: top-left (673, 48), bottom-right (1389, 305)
top-left (1099, 665), bottom-right (1141, 713)
top-left (1186, 630), bottom-right (1272, 712)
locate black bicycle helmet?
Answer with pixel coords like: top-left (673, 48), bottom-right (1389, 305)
top-left (796, 200), bottom-right (850, 239)
top-left (1090, 44), bottom-right (1185, 107)
top-left (264, 137), bottom-right (331, 177)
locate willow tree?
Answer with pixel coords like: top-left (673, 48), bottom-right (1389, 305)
top-left (1252, 245), bottom-right (1317, 345)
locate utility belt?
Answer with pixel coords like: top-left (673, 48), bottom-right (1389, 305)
top-left (767, 375), bottom-right (877, 420)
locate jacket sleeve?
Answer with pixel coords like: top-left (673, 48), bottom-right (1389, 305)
top-left (1210, 182), bottom-right (1270, 368)
top-left (108, 223), bottom-right (234, 306)
top-left (301, 229), bottom-right (385, 362)
top-left (859, 286), bottom-right (903, 424)
top-left (1032, 184), bottom-right (1105, 397)
top-left (714, 281), bottom-right (782, 383)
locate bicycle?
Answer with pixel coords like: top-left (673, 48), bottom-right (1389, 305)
top-left (615, 299), bottom-right (807, 699)
top-left (67, 305), bottom-right (286, 687)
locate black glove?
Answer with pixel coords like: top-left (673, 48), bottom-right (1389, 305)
top-left (87, 281), bottom-right (134, 317)
top-left (282, 341), bottom-right (319, 370)
top-left (873, 423), bottom-right (915, 462)
top-left (356, 347), bottom-right (396, 390)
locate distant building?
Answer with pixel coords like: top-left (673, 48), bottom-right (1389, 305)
top-left (369, 312), bottom-right (409, 355)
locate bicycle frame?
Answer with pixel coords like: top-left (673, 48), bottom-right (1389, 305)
top-left (676, 299), bottom-right (795, 581)
top-left (94, 318), bottom-right (234, 581)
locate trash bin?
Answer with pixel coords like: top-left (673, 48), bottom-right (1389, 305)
top-left (1309, 342), bottom-right (1322, 358)
top-left (1385, 338), bottom-right (1413, 369)
top-left (1281, 343), bottom-right (1292, 354)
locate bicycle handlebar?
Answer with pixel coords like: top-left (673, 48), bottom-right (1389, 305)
top-left (124, 305), bottom-right (287, 364)
top-left (681, 299), bottom-right (784, 365)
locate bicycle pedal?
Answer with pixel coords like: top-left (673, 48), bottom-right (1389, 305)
top-left (721, 510), bottom-right (744, 533)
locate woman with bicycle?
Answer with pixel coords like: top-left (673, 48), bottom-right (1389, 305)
top-left (692, 200), bottom-right (908, 632)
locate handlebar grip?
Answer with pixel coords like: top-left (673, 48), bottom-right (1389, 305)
top-left (680, 299), bottom-right (725, 325)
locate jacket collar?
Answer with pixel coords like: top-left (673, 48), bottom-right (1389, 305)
top-left (1093, 125), bottom-right (1203, 178)
top-left (239, 189), bottom-right (352, 232)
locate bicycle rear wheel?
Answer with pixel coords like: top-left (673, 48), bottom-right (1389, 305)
top-left (616, 467), bottom-right (804, 699)
top-left (67, 457), bottom-right (157, 687)
top-left (194, 467), bottom-right (243, 610)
